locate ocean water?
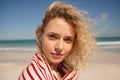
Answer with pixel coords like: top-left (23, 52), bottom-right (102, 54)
top-left (0, 39), bottom-right (36, 51)
top-left (97, 37), bottom-right (120, 52)
top-left (0, 37), bottom-right (120, 53)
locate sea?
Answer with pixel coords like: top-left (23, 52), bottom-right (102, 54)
top-left (0, 39), bottom-right (36, 52)
top-left (96, 37), bottom-right (120, 53)
top-left (0, 37), bottom-right (120, 53)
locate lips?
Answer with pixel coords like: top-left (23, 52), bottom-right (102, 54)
top-left (51, 53), bottom-right (63, 59)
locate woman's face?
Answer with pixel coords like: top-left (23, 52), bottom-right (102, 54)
top-left (40, 18), bottom-right (75, 64)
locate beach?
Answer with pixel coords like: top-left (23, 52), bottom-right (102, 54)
top-left (0, 51), bottom-right (35, 80)
top-left (79, 50), bottom-right (120, 80)
top-left (0, 49), bottom-right (120, 80)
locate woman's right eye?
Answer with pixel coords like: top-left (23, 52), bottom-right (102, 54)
top-left (48, 34), bottom-right (57, 40)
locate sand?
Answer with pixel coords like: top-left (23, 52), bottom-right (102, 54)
top-left (0, 50), bottom-right (120, 80)
top-left (79, 51), bottom-right (120, 80)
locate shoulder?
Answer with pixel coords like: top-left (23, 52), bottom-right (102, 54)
top-left (18, 53), bottom-right (46, 80)
top-left (31, 53), bottom-right (44, 63)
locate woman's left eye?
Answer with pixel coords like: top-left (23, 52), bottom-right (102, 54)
top-left (64, 38), bottom-right (73, 43)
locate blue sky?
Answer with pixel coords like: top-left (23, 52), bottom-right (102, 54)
top-left (0, 0), bottom-right (120, 40)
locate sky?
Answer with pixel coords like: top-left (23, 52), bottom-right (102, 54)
top-left (0, 0), bottom-right (120, 40)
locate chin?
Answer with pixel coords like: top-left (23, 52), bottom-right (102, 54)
top-left (50, 59), bottom-right (63, 64)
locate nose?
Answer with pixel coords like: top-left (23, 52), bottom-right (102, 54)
top-left (55, 40), bottom-right (63, 53)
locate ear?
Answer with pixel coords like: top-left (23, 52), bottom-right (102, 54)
top-left (36, 26), bottom-right (43, 43)
top-left (38, 32), bottom-right (43, 42)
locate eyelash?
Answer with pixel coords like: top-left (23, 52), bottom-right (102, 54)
top-left (48, 34), bottom-right (57, 40)
top-left (47, 34), bottom-right (73, 43)
top-left (64, 38), bottom-right (73, 43)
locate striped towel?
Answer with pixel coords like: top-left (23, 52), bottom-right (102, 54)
top-left (18, 53), bottom-right (78, 80)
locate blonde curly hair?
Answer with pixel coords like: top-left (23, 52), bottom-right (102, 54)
top-left (36, 1), bottom-right (96, 70)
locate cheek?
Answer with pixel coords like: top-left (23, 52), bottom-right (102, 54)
top-left (41, 39), bottom-right (54, 53)
top-left (65, 44), bottom-right (73, 53)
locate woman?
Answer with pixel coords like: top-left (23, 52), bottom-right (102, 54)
top-left (19, 1), bottom-right (96, 80)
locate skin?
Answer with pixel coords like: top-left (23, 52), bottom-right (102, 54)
top-left (40, 18), bottom-right (75, 71)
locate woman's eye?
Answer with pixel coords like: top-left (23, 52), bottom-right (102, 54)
top-left (64, 38), bottom-right (73, 43)
top-left (48, 34), bottom-right (57, 40)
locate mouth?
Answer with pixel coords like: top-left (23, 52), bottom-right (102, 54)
top-left (51, 53), bottom-right (63, 59)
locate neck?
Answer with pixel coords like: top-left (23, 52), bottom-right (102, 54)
top-left (50, 63), bottom-right (62, 79)
top-left (50, 63), bottom-right (58, 71)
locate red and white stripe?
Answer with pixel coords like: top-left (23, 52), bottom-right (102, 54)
top-left (18, 53), bottom-right (77, 80)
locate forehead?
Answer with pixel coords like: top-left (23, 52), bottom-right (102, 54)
top-left (44, 18), bottom-right (75, 37)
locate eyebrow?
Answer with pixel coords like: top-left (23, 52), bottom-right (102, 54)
top-left (48, 32), bottom-right (59, 36)
top-left (48, 32), bottom-right (74, 39)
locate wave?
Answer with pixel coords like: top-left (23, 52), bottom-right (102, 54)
top-left (97, 41), bottom-right (120, 49)
top-left (0, 47), bottom-right (36, 51)
top-left (0, 41), bottom-right (120, 51)
top-left (97, 41), bottom-right (120, 45)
